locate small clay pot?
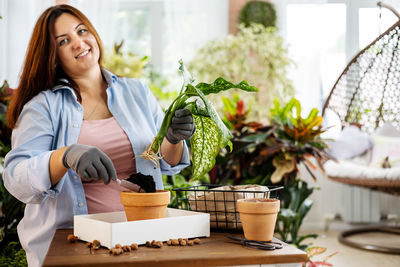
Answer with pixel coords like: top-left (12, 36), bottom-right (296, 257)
top-left (121, 190), bottom-right (170, 221)
top-left (237, 198), bottom-right (280, 241)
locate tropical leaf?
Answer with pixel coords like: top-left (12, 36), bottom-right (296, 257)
top-left (196, 78), bottom-right (258, 95)
top-left (191, 116), bottom-right (220, 179)
top-left (194, 86), bottom-right (233, 151)
top-left (222, 96), bottom-right (236, 115)
top-left (304, 108), bottom-right (319, 125)
top-left (271, 156), bottom-right (295, 183)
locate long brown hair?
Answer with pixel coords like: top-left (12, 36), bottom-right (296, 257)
top-left (7, 4), bottom-right (104, 128)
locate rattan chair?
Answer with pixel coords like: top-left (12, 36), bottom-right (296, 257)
top-left (322, 2), bottom-right (400, 254)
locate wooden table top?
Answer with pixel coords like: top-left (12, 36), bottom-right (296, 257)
top-left (43, 229), bottom-right (307, 267)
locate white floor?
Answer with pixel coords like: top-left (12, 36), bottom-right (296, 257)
top-left (299, 229), bottom-right (400, 267)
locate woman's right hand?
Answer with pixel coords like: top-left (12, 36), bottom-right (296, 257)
top-left (62, 144), bottom-right (117, 184)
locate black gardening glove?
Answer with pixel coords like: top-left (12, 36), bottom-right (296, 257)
top-left (62, 144), bottom-right (117, 184)
top-left (166, 108), bottom-right (196, 144)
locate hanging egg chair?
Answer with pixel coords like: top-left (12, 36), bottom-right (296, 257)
top-left (322, 2), bottom-right (400, 195)
top-left (322, 1), bottom-right (400, 254)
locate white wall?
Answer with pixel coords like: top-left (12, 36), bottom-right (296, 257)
top-left (0, 0), bottom-right (52, 87)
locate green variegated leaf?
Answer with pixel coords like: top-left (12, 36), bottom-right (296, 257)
top-left (196, 77), bottom-right (258, 95)
top-left (191, 116), bottom-right (220, 179)
top-left (194, 86), bottom-right (233, 151)
top-left (178, 59), bottom-right (195, 93)
top-left (145, 61), bottom-right (257, 180)
top-left (186, 100), bottom-right (210, 118)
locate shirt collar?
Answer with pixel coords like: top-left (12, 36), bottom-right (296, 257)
top-left (51, 68), bottom-right (118, 92)
top-left (101, 68), bottom-right (118, 86)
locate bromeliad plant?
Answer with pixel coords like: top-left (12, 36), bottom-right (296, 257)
top-left (211, 96), bottom-right (332, 249)
top-left (213, 97), bottom-right (330, 185)
top-left (267, 98), bottom-right (330, 184)
top-left (141, 61), bottom-right (258, 179)
top-left (242, 98), bottom-right (331, 249)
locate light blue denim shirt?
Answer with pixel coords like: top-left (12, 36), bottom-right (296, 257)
top-left (3, 69), bottom-right (189, 267)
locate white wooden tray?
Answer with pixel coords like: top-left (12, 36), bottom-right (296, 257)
top-left (74, 208), bottom-right (210, 248)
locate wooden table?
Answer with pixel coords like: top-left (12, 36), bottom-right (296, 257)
top-left (43, 229), bottom-right (307, 267)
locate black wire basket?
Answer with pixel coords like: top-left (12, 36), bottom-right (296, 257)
top-left (173, 184), bottom-right (283, 231)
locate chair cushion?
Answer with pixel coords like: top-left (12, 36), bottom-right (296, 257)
top-left (326, 126), bottom-right (372, 160)
top-left (370, 135), bottom-right (400, 168)
top-left (324, 159), bottom-right (400, 180)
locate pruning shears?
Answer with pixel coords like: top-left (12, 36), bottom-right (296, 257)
top-left (225, 235), bottom-right (283, 250)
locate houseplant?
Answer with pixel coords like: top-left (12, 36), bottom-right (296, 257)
top-left (212, 96), bottom-right (331, 250)
top-left (188, 23), bottom-right (294, 122)
top-left (140, 61), bottom-right (258, 180)
top-left (0, 80), bottom-right (27, 266)
top-left (239, 0), bottom-right (277, 28)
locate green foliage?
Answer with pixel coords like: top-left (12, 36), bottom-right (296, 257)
top-left (102, 41), bottom-right (176, 106)
top-left (163, 164), bottom-right (209, 209)
top-left (0, 80), bottom-right (13, 157)
top-left (147, 61), bottom-right (258, 180)
top-left (0, 241), bottom-right (27, 267)
top-left (0, 168), bottom-right (25, 251)
top-left (213, 97), bottom-right (330, 185)
top-left (239, 0), bottom-right (277, 28)
top-left (189, 23), bottom-right (294, 122)
top-left (270, 98), bottom-right (326, 144)
top-left (221, 93), bottom-right (253, 131)
top-left (0, 80), bottom-right (26, 264)
top-left (103, 40), bottom-right (149, 78)
top-left (163, 174), bottom-right (196, 209)
top-left (211, 96), bottom-right (333, 250)
top-left (267, 98), bottom-right (329, 184)
top-left (275, 179), bottom-right (318, 250)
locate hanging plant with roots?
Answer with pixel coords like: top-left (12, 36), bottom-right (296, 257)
top-left (140, 61), bottom-right (258, 179)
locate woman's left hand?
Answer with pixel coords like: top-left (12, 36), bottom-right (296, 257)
top-left (166, 108), bottom-right (196, 144)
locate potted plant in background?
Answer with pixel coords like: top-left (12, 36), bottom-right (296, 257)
top-left (239, 0), bottom-right (277, 28)
top-left (188, 22), bottom-right (294, 123)
top-left (212, 96), bottom-right (331, 250)
top-left (0, 80), bottom-right (27, 266)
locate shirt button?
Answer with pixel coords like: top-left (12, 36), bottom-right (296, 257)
top-left (74, 176), bottom-right (79, 180)
top-left (73, 123), bottom-right (79, 128)
top-left (78, 202), bottom-right (84, 207)
top-left (78, 107), bottom-right (82, 111)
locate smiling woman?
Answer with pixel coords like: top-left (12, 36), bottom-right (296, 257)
top-left (2, 4), bottom-right (193, 267)
top-left (55, 15), bottom-right (100, 77)
top-left (53, 13), bottom-right (112, 123)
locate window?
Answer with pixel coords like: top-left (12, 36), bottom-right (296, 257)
top-left (116, 0), bottom-right (163, 73)
top-left (359, 6), bottom-right (400, 49)
top-left (285, 3), bottom-right (346, 112)
top-left (278, 0), bottom-right (400, 113)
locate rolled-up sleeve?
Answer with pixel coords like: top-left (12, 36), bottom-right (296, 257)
top-left (3, 93), bottom-right (63, 204)
top-left (159, 142), bottom-right (190, 174)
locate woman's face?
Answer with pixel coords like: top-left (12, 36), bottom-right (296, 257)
top-left (54, 13), bottom-right (100, 77)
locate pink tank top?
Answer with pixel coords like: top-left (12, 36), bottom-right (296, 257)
top-left (77, 117), bottom-right (136, 214)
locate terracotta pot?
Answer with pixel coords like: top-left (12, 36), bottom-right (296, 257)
top-left (121, 190), bottom-right (170, 221)
top-left (237, 198), bottom-right (280, 241)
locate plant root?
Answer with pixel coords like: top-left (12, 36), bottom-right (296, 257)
top-left (137, 143), bottom-right (163, 168)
